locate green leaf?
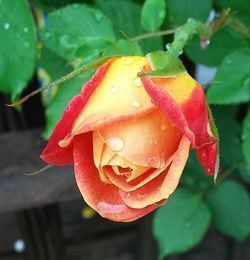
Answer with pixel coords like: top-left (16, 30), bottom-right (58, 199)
top-left (40, 4), bottom-right (115, 60)
top-left (39, 47), bottom-right (71, 81)
top-left (153, 188), bottom-right (211, 256)
top-left (181, 150), bottom-right (214, 192)
top-left (95, 0), bottom-right (163, 53)
top-left (207, 180), bottom-right (250, 240)
top-left (141, 0), bottom-right (166, 32)
top-left (212, 106), bottom-right (243, 169)
top-left (207, 49), bottom-right (250, 105)
top-left (0, 0), bottom-right (36, 98)
top-left (185, 28), bottom-right (249, 67)
top-left (166, 0), bottom-right (212, 26)
top-left (38, 47), bottom-right (72, 105)
top-left (242, 109), bottom-right (250, 173)
top-left (43, 74), bottom-right (91, 139)
top-left (102, 39), bottom-right (143, 56)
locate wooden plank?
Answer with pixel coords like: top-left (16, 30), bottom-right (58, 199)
top-left (0, 129), bottom-right (80, 214)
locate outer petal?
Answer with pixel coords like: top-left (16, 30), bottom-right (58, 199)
top-left (41, 60), bottom-right (112, 165)
top-left (98, 109), bottom-right (182, 167)
top-left (119, 135), bottom-right (191, 208)
top-left (141, 74), bottom-right (217, 175)
top-left (196, 143), bottom-right (217, 175)
top-left (59, 56), bottom-right (155, 147)
top-left (73, 133), bottom-right (158, 222)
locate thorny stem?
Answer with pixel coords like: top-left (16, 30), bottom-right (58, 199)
top-left (131, 28), bottom-right (176, 41)
top-left (166, 18), bottom-right (211, 57)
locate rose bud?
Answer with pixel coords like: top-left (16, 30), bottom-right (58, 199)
top-left (41, 53), bottom-right (218, 222)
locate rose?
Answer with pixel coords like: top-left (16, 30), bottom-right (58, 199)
top-left (41, 55), bottom-right (218, 222)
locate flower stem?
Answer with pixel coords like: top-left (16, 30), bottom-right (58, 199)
top-left (131, 28), bottom-right (176, 42)
top-left (166, 18), bottom-right (211, 57)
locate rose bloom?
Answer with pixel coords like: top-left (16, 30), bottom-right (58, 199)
top-left (41, 55), bottom-right (218, 222)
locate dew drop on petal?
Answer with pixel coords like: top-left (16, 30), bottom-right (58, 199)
top-left (131, 100), bottom-right (141, 108)
top-left (201, 151), bottom-right (206, 159)
top-left (124, 58), bottom-right (132, 65)
top-left (206, 167), bottom-right (212, 174)
top-left (107, 137), bottom-right (124, 152)
top-left (168, 90), bottom-right (173, 96)
top-left (111, 86), bottom-right (119, 93)
top-left (147, 156), bottom-right (160, 168)
top-left (124, 192), bottom-right (131, 198)
top-left (160, 124), bottom-right (167, 131)
top-left (115, 75), bottom-right (122, 81)
top-left (97, 202), bottom-right (126, 214)
top-left (133, 77), bottom-right (142, 87)
top-left (153, 140), bottom-right (157, 144)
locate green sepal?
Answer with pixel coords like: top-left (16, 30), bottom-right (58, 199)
top-left (207, 105), bottom-right (220, 182)
top-left (138, 51), bottom-right (186, 77)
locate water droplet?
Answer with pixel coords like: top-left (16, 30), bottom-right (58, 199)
top-left (24, 41), bottom-right (29, 48)
top-left (160, 124), bottom-right (167, 131)
top-left (124, 192), bottom-right (131, 198)
top-left (111, 87), bottom-right (119, 93)
top-left (168, 90), bottom-right (173, 96)
top-left (4, 22), bottom-right (10, 30)
top-left (158, 10), bottom-right (165, 19)
top-left (44, 32), bottom-right (52, 40)
top-left (226, 59), bottom-right (232, 64)
top-left (187, 18), bottom-right (193, 23)
top-left (97, 202), bottom-right (126, 214)
top-left (94, 11), bottom-right (103, 22)
top-left (75, 162), bottom-right (80, 167)
top-left (153, 140), bottom-right (157, 144)
top-left (107, 137), bottom-right (124, 152)
top-left (201, 151), bottom-right (206, 159)
top-left (23, 27), bottom-right (28, 33)
top-left (133, 77), bottom-right (142, 87)
top-left (170, 122), bottom-right (175, 127)
top-left (147, 157), bottom-right (160, 168)
top-left (131, 100), bottom-right (141, 108)
top-left (60, 35), bottom-right (77, 49)
top-left (166, 43), bottom-right (171, 50)
top-left (206, 167), bottom-right (212, 173)
top-left (124, 58), bottom-right (132, 65)
top-left (150, 140), bottom-right (154, 144)
top-left (115, 75), bottom-right (121, 81)
top-left (179, 50), bottom-right (183, 55)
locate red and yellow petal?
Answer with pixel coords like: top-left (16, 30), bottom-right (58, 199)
top-left (59, 56), bottom-right (156, 147)
top-left (41, 60), bottom-right (112, 165)
top-left (141, 72), bottom-right (217, 175)
top-left (73, 133), bottom-right (158, 222)
top-left (119, 135), bottom-right (191, 209)
top-left (98, 109), bottom-right (182, 167)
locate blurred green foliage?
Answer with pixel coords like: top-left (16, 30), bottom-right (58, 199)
top-left (0, 0), bottom-right (249, 258)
